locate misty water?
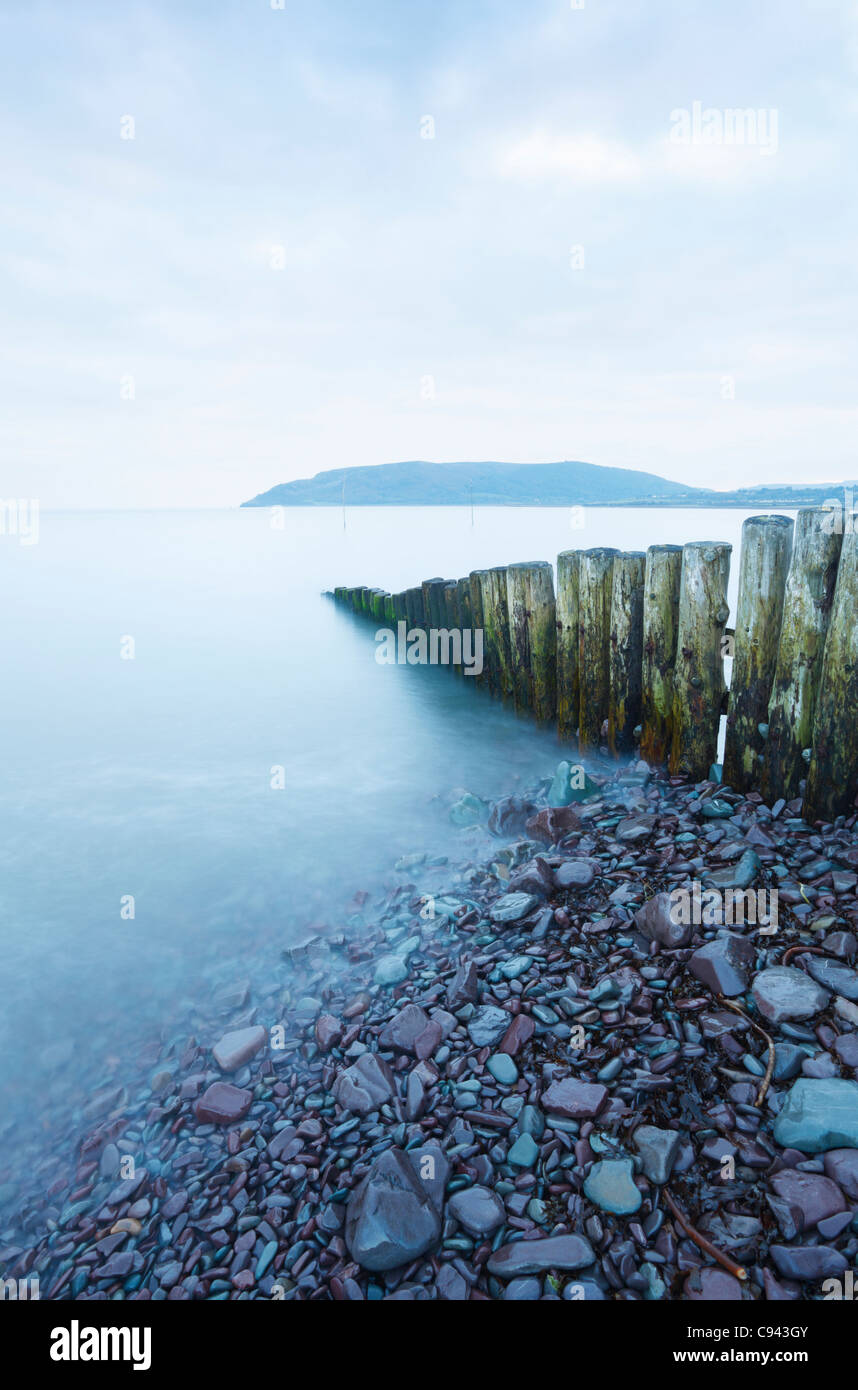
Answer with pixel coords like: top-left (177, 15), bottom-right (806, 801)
top-left (0, 504), bottom-right (792, 1208)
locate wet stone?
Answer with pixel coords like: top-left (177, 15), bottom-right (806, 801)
top-left (773, 1078), bottom-right (858, 1153)
top-left (752, 967), bottom-right (830, 1025)
top-left (583, 1159), bottom-right (642, 1215)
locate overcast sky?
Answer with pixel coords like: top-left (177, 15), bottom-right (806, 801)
top-left (2, 0), bottom-right (856, 508)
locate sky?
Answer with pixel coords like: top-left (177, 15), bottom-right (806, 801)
top-left (1, 0), bottom-right (857, 508)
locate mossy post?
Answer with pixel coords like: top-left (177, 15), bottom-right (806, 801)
top-left (640, 544), bottom-right (682, 766)
top-left (383, 594), bottom-right (396, 625)
top-left (393, 592), bottom-right (408, 623)
top-left (556, 550), bottom-right (580, 744)
top-left (803, 523), bottom-right (858, 822)
top-left (669, 541), bottom-right (732, 780)
top-left (469, 570), bottom-right (488, 686)
top-left (723, 515), bottom-right (794, 793)
top-left (485, 566), bottom-right (514, 700)
top-left (608, 551), bottom-right (646, 756)
top-left (762, 510), bottom-right (843, 803)
top-left (578, 548), bottom-right (618, 753)
top-left (370, 589), bottom-right (387, 622)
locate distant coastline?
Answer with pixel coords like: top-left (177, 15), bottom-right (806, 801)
top-left (241, 459), bottom-right (853, 511)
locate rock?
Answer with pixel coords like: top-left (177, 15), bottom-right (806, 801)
top-left (634, 892), bottom-right (692, 949)
top-left (489, 892), bottom-right (540, 925)
top-left (449, 792), bottom-right (487, 827)
top-left (194, 1083), bottom-right (252, 1126)
top-left (332, 1053), bottom-right (396, 1115)
top-left (508, 857), bottom-right (555, 899)
top-left (374, 954), bottom-right (409, 987)
top-left (446, 960), bottom-right (478, 1010)
top-left (378, 1003), bottom-right (430, 1054)
top-left (508, 1134), bottom-right (539, 1168)
top-left (487, 1053), bottom-right (518, 1085)
top-left (634, 1125), bottom-right (680, 1184)
top-left (498, 1014), bottom-right (535, 1056)
top-left (834, 1034), bottom-right (858, 1068)
top-left (554, 859), bottom-right (598, 890)
top-left (504, 1277), bottom-right (542, 1300)
top-left (684, 1268), bottom-right (744, 1300)
top-left (823, 1149), bottom-right (858, 1199)
top-left (615, 814), bottom-right (656, 844)
top-left (435, 1263), bottom-right (469, 1299)
top-left (487, 1234), bottom-right (595, 1277)
top-left (448, 1185), bottom-right (505, 1237)
top-left (769, 1170), bottom-right (845, 1230)
top-left (703, 848), bottom-right (761, 891)
top-left (687, 932), bottom-right (755, 996)
top-left (526, 806), bottom-right (582, 844)
top-left (752, 967), bottom-right (830, 1024)
top-left (583, 1159), bottom-right (642, 1214)
top-left (488, 795), bottom-right (538, 837)
top-left (805, 957), bottom-right (858, 1001)
top-left (314, 1014), bottom-right (343, 1052)
top-left (344, 1148), bottom-right (441, 1272)
top-left (773, 1078), bottom-right (858, 1153)
top-left (773, 1042), bottom-right (806, 1082)
top-left (547, 761), bottom-right (594, 808)
top-left (541, 1077), bottom-right (607, 1119)
top-left (212, 1026), bottom-right (266, 1072)
top-left (770, 1245), bottom-right (848, 1280)
top-left (405, 1141), bottom-right (449, 1212)
top-left (467, 1005), bottom-right (511, 1048)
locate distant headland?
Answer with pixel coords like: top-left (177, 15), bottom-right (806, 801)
top-left (241, 460), bottom-right (853, 509)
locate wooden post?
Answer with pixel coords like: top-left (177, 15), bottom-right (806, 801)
top-left (443, 580), bottom-right (461, 671)
top-left (370, 589), bottom-right (387, 621)
top-left (556, 550), bottom-right (580, 744)
top-left (469, 570), bottom-right (488, 686)
top-left (405, 586), bottom-right (424, 629)
top-left (669, 541), bottom-right (731, 780)
top-left (578, 548), bottom-right (618, 753)
top-left (762, 509), bottom-right (844, 804)
top-left (529, 562), bottom-right (557, 725)
top-left (457, 577), bottom-right (473, 632)
top-left (803, 522), bottom-right (858, 822)
top-left (393, 592), bottom-right (408, 623)
top-left (640, 544), bottom-right (682, 765)
top-left (723, 515), bottom-right (793, 792)
top-left (422, 578), bottom-right (446, 630)
top-left (608, 551), bottom-right (646, 756)
top-left (506, 564), bottom-right (533, 710)
top-left (484, 566), bottom-right (514, 700)
top-left (383, 594), bottom-right (396, 625)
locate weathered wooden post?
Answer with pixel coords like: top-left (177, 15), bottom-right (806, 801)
top-left (357, 586), bottom-right (371, 615)
top-left (469, 570), bottom-right (488, 686)
top-left (608, 551), bottom-right (646, 756)
top-left (393, 592), bottom-right (408, 623)
top-left (484, 566), bottom-right (514, 700)
top-left (669, 541), bottom-right (731, 780)
top-left (556, 550), bottom-right (580, 744)
top-left (803, 522), bottom-right (858, 822)
top-left (578, 548), bottom-right (618, 753)
top-left (383, 594), bottom-right (396, 625)
top-left (506, 564), bottom-right (533, 711)
top-left (762, 509), bottom-right (843, 804)
top-left (723, 515), bottom-right (793, 792)
top-left (422, 578), bottom-right (446, 630)
top-left (443, 580), bottom-right (461, 671)
top-left (529, 562), bottom-right (557, 725)
top-left (370, 589), bottom-right (387, 622)
top-left (406, 586), bottom-right (425, 628)
top-left (640, 544), bottom-right (682, 765)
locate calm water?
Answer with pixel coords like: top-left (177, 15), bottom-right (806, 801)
top-left (0, 505), bottom-right (790, 1149)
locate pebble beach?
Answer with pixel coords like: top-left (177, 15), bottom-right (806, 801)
top-left (4, 756), bottom-right (858, 1302)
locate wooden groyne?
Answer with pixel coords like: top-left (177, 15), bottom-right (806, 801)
top-left (332, 507), bottom-right (858, 822)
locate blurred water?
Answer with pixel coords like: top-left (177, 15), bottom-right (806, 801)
top-left (0, 504), bottom-right (791, 1139)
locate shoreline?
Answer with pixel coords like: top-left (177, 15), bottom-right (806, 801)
top-left (4, 760), bottom-right (858, 1301)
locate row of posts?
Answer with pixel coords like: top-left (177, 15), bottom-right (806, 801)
top-left (333, 508), bottom-right (858, 824)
